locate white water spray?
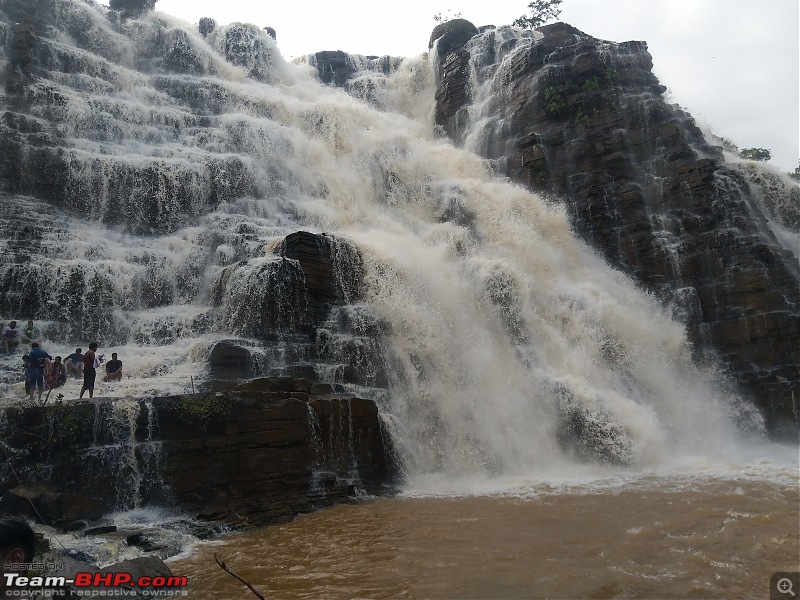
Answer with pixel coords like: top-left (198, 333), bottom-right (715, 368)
top-left (0, 1), bottom-right (786, 493)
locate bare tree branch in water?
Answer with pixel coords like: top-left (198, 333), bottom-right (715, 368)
top-left (214, 553), bottom-right (266, 600)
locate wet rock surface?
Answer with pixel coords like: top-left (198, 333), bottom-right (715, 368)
top-left (432, 22), bottom-right (800, 439)
top-left (0, 378), bottom-right (398, 528)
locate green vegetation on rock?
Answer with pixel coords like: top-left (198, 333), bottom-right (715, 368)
top-left (166, 394), bottom-right (232, 432)
top-left (739, 147), bottom-right (771, 162)
top-left (543, 86), bottom-right (567, 117)
top-left (513, 0), bottom-right (564, 30)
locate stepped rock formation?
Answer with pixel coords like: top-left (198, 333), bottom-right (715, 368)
top-left (0, 1), bottom-right (386, 395)
top-left (0, 378), bottom-right (396, 528)
top-left (0, 0), bottom-right (796, 509)
top-left (429, 22), bottom-right (800, 439)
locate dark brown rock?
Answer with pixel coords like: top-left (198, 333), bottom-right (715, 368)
top-left (275, 231), bottom-right (364, 308)
top-left (109, 0), bottom-right (157, 20)
top-left (234, 376), bottom-right (312, 393)
top-left (208, 340), bottom-right (253, 380)
top-left (0, 378), bottom-right (397, 528)
top-left (429, 19), bottom-right (479, 54)
top-left (36, 493), bottom-right (106, 524)
top-left (0, 486), bottom-right (52, 519)
top-left (434, 23), bottom-right (800, 438)
top-left (214, 231), bottom-right (365, 341)
top-left (313, 50), bottom-right (353, 86)
top-left (0, 487), bottom-right (105, 524)
top-left (430, 19), bottom-right (480, 141)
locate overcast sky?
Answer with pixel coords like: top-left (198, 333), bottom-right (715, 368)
top-left (113, 0), bottom-right (798, 171)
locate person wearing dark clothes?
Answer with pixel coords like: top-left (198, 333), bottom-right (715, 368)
top-left (27, 342), bottom-right (52, 402)
top-left (64, 348), bottom-right (84, 379)
top-left (21, 354), bottom-right (32, 396)
top-left (79, 342), bottom-right (99, 399)
top-left (103, 353), bottom-right (123, 382)
top-left (0, 517), bottom-right (37, 597)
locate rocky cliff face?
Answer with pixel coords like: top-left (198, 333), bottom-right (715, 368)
top-left (0, 377), bottom-right (397, 528)
top-left (0, 0), bottom-right (390, 397)
top-left (430, 22), bottom-right (799, 438)
top-left (1, 0), bottom-right (796, 489)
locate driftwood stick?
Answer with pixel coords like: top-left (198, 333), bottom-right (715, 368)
top-left (213, 553), bottom-right (266, 600)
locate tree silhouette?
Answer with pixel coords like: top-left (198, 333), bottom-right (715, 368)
top-left (739, 147), bottom-right (772, 162)
top-left (513, 0), bottom-right (564, 29)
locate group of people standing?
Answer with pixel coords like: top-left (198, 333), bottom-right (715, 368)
top-left (71, 343), bottom-right (123, 399)
top-left (3, 320), bottom-right (124, 402)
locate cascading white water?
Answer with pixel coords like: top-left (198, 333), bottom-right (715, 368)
top-left (0, 1), bottom-right (783, 490)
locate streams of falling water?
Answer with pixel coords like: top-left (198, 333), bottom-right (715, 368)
top-left (0, 1), bottom-right (781, 490)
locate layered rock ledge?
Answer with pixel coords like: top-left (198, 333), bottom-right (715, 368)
top-left (432, 22), bottom-right (800, 439)
top-left (0, 377), bottom-right (398, 529)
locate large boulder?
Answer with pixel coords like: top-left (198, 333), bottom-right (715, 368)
top-left (208, 340), bottom-right (253, 381)
top-left (276, 231), bottom-right (364, 311)
top-left (0, 486), bottom-right (106, 524)
top-left (215, 231), bottom-right (364, 338)
top-left (554, 384), bottom-right (634, 465)
top-left (430, 19), bottom-right (480, 141)
top-left (109, 0), bottom-right (157, 20)
top-left (313, 50), bottom-right (354, 86)
top-left (429, 18), bottom-right (479, 55)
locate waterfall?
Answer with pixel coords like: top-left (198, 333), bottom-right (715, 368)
top-left (83, 399), bottom-right (168, 510)
top-left (0, 1), bottom-right (776, 490)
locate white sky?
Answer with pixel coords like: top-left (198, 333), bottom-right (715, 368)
top-left (108, 0), bottom-right (798, 171)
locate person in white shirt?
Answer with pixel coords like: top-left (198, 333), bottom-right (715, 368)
top-left (2, 321), bottom-right (21, 354)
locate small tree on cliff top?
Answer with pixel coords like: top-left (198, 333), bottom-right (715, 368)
top-left (739, 147), bottom-right (772, 162)
top-left (513, 0), bottom-right (563, 29)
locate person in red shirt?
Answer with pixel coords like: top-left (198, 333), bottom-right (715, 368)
top-left (46, 356), bottom-right (68, 390)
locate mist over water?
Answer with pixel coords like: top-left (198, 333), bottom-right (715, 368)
top-left (0, 2), bottom-right (793, 494)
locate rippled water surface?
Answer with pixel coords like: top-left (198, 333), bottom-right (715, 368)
top-left (170, 476), bottom-right (799, 598)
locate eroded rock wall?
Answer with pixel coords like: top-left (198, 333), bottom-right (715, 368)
top-left (432, 22), bottom-right (799, 438)
top-left (0, 378), bottom-right (397, 528)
